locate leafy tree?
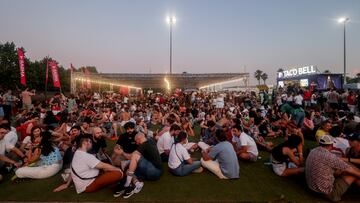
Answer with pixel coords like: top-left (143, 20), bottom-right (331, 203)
top-left (356, 73), bottom-right (360, 78)
top-left (0, 42), bottom-right (71, 92)
top-left (254, 70), bottom-right (263, 85)
top-left (261, 73), bottom-right (268, 84)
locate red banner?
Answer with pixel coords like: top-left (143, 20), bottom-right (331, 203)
top-left (120, 86), bottom-right (129, 95)
top-left (49, 61), bottom-right (61, 88)
top-left (17, 48), bottom-right (26, 86)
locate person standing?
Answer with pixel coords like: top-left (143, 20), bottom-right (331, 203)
top-left (21, 88), bottom-right (35, 111)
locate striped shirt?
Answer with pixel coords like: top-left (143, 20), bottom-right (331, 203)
top-left (305, 146), bottom-right (350, 194)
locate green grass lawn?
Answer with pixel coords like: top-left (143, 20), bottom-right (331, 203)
top-left (1, 127), bottom-right (359, 202)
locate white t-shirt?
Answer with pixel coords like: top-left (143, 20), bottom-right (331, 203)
top-left (294, 95), bottom-right (303, 105)
top-left (0, 131), bottom-right (18, 155)
top-left (71, 150), bottom-right (100, 194)
top-left (22, 136), bottom-right (32, 144)
top-left (233, 132), bottom-right (258, 156)
top-left (157, 131), bottom-right (174, 154)
top-left (168, 143), bottom-right (190, 169)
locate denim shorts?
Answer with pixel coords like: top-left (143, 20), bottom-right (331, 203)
top-left (135, 157), bottom-right (162, 181)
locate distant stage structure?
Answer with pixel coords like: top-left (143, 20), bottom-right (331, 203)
top-left (71, 72), bottom-right (249, 93)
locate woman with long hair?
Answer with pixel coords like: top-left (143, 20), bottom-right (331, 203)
top-left (15, 131), bottom-right (63, 179)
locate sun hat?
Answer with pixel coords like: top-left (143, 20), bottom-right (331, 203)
top-left (319, 135), bottom-right (334, 145)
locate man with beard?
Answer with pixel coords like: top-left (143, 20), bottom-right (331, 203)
top-left (113, 122), bottom-right (138, 170)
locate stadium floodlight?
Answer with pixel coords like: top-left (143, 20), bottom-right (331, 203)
top-left (337, 17), bottom-right (349, 23)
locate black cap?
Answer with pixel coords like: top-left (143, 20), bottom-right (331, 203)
top-left (347, 132), bottom-right (360, 141)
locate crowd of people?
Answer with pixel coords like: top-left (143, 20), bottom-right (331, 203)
top-left (0, 84), bottom-right (360, 201)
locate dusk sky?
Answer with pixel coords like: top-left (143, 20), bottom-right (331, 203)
top-left (1, 0), bottom-right (359, 84)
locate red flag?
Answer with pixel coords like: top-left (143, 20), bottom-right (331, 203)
top-left (17, 48), bottom-right (26, 86)
top-left (49, 61), bottom-right (61, 88)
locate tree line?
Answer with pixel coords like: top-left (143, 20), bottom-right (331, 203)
top-left (0, 42), bottom-right (98, 93)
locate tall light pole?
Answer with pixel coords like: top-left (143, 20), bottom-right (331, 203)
top-left (338, 17), bottom-right (349, 85)
top-left (166, 16), bottom-right (176, 75)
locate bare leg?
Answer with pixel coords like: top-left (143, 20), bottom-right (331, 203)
top-left (281, 167), bottom-right (304, 177)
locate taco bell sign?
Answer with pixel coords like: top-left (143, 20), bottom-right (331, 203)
top-left (278, 65), bottom-right (317, 79)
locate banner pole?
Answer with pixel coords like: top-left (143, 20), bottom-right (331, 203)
top-left (45, 56), bottom-right (49, 100)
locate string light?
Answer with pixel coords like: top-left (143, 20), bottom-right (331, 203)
top-left (74, 77), bottom-right (142, 90)
top-left (164, 77), bottom-right (171, 90)
top-left (199, 77), bottom-right (246, 90)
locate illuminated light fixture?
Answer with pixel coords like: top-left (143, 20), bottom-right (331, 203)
top-left (164, 77), bottom-right (171, 90)
top-left (338, 17), bottom-right (349, 23)
top-left (166, 16), bottom-right (176, 24)
top-left (74, 77), bottom-right (142, 90)
top-left (199, 77), bottom-right (246, 90)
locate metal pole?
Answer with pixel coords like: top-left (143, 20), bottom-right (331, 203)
top-left (45, 57), bottom-right (49, 100)
top-left (170, 22), bottom-right (173, 75)
top-left (343, 22), bottom-right (347, 85)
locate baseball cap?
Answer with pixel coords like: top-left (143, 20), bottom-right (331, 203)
top-left (319, 135), bottom-right (334, 145)
top-left (347, 132), bottom-right (360, 141)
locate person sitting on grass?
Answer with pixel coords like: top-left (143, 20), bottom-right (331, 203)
top-left (0, 124), bottom-right (25, 170)
top-left (66, 135), bottom-right (123, 194)
top-left (270, 135), bottom-right (304, 177)
top-left (231, 125), bottom-right (258, 162)
top-left (306, 134), bottom-right (360, 202)
top-left (315, 120), bottom-right (332, 143)
top-left (201, 129), bottom-right (239, 179)
top-left (15, 131), bottom-right (63, 179)
top-left (114, 132), bottom-right (162, 199)
top-left (112, 122), bottom-right (138, 170)
top-left (20, 126), bottom-right (42, 152)
top-left (202, 120), bottom-right (218, 146)
top-left (342, 132), bottom-right (360, 166)
top-left (168, 131), bottom-right (203, 176)
top-left (157, 124), bottom-right (181, 162)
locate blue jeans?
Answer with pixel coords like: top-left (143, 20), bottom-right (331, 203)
top-left (293, 111), bottom-right (305, 128)
top-left (135, 157), bottom-right (162, 181)
top-left (170, 161), bottom-right (201, 176)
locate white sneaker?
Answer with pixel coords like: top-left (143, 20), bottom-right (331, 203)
top-left (134, 181), bottom-right (144, 193)
top-left (61, 173), bottom-right (70, 182)
top-left (192, 167), bottom-right (203, 173)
